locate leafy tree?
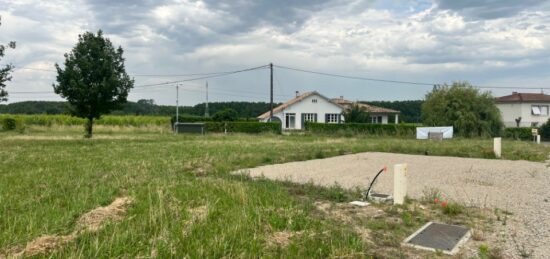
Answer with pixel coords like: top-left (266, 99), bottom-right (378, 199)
top-left (421, 81), bottom-right (503, 137)
top-left (212, 108), bottom-right (239, 121)
top-left (539, 119), bottom-right (550, 140)
top-left (53, 30), bottom-right (134, 137)
top-left (343, 104), bottom-right (370, 123)
top-left (0, 16), bottom-right (16, 103)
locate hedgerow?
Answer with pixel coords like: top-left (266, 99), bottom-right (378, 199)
top-left (205, 122), bottom-right (280, 134)
top-left (503, 127), bottom-right (534, 141)
top-left (0, 114), bottom-right (170, 127)
top-left (305, 122), bottom-right (416, 137)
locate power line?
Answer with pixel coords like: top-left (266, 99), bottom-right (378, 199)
top-left (275, 64), bottom-right (549, 90)
top-left (274, 64), bottom-right (435, 86)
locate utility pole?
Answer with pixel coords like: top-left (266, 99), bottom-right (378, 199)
top-left (269, 63), bottom-right (273, 121)
top-left (205, 81), bottom-right (209, 117)
top-left (176, 84), bottom-right (179, 123)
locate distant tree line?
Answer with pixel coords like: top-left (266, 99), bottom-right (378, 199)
top-left (0, 100), bottom-right (279, 119)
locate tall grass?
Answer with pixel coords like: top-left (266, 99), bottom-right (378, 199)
top-left (0, 114), bottom-right (171, 127)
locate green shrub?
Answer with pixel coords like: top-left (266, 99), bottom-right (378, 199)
top-left (539, 119), bottom-right (550, 140)
top-left (503, 127), bottom-right (533, 141)
top-left (212, 108), bottom-right (239, 122)
top-left (204, 122), bottom-right (280, 134)
top-left (305, 122), bottom-right (416, 137)
top-left (1, 117), bottom-right (17, 130)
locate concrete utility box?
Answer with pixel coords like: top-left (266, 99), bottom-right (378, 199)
top-left (174, 123), bottom-right (205, 134)
top-left (393, 164), bottom-right (408, 205)
top-left (428, 132), bottom-right (443, 141)
top-left (403, 222), bottom-right (471, 255)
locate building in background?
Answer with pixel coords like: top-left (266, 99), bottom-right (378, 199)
top-left (257, 91), bottom-right (401, 130)
top-left (495, 92), bottom-right (550, 127)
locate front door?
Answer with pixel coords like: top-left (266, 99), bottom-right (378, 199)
top-left (285, 113), bottom-right (296, 129)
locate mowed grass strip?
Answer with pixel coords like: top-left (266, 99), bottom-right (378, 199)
top-left (0, 130), bottom-right (547, 257)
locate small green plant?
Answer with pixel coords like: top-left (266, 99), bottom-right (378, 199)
top-left (420, 188), bottom-right (442, 204)
top-left (314, 150), bottom-right (325, 159)
top-left (441, 202), bottom-right (463, 215)
top-left (1, 117), bottom-right (17, 130)
top-left (479, 244), bottom-right (490, 257)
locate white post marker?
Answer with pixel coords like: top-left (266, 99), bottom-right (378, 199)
top-left (537, 135), bottom-right (541, 144)
top-left (493, 137), bottom-right (501, 158)
top-left (393, 163), bottom-right (408, 205)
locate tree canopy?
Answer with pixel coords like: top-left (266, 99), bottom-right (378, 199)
top-left (0, 16), bottom-right (16, 103)
top-left (53, 30), bottom-right (134, 137)
top-left (343, 104), bottom-right (370, 123)
top-left (212, 108), bottom-right (239, 121)
top-left (421, 82), bottom-right (503, 137)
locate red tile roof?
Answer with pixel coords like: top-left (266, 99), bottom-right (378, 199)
top-left (331, 98), bottom-right (400, 114)
top-left (496, 92), bottom-right (550, 103)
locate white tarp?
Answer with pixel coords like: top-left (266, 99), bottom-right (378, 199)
top-left (416, 127), bottom-right (453, 139)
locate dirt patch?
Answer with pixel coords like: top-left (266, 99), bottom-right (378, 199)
top-left (267, 231), bottom-right (304, 247)
top-left (76, 197), bottom-right (133, 232)
top-left (314, 201), bottom-right (384, 223)
top-left (3, 196), bottom-right (133, 258)
top-left (182, 205), bottom-right (209, 237)
top-left (313, 201), bottom-right (382, 245)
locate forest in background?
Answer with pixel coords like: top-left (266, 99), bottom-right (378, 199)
top-left (0, 99), bottom-right (423, 122)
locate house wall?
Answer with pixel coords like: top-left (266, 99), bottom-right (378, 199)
top-left (497, 102), bottom-right (550, 127)
top-left (264, 94), bottom-right (344, 130)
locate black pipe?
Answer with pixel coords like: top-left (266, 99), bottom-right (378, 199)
top-left (364, 167), bottom-right (387, 200)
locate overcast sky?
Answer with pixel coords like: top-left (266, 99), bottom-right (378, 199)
top-left (1, 0), bottom-right (550, 105)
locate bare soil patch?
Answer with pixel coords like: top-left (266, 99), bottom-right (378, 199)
top-left (1, 196), bottom-right (133, 258)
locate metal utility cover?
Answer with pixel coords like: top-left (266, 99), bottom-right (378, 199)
top-left (403, 222), bottom-right (470, 255)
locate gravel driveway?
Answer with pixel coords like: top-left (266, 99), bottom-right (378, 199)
top-left (238, 152), bottom-right (550, 258)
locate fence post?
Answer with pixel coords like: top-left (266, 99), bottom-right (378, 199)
top-left (393, 164), bottom-right (408, 205)
top-left (493, 137), bottom-right (501, 158)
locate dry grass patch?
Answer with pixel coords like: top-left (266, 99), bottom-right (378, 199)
top-left (1, 196), bottom-right (133, 258)
top-left (267, 230), bottom-right (304, 247)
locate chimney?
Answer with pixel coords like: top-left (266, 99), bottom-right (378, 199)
top-left (512, 91), bottom-right (518, 94)
top-left (295, 91), bottom-right (299, 97)
top-left (340, 95), bottom-right (344, 100)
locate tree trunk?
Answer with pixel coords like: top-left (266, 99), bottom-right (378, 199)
top-left (85, 117), bottom-right (93, 138)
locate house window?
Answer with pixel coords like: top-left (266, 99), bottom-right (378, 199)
top-left (303, 113), bottom-right (317, 122)
top-left (312, 99), bottom-right (318, 103)
top-left (532, 105), bottom-right (549, 116)
top-left (325, 113), bottom-right (340, 123)
top-left (371, 116), bottom-right (383, 124)
top-left (285, 113), bottom-right (296, 129)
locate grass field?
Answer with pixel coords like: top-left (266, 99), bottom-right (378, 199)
top-left (1, 127), bottom-right (546, 257)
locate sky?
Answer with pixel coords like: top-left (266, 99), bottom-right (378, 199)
top-left (1, 0), bottom-right (550, 105)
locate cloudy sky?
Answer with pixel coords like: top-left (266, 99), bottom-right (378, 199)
top-left (1, 0), bottom-right (550, 105)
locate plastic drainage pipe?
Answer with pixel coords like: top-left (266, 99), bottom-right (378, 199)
top-left (364, 166), bottom-right (387, 200)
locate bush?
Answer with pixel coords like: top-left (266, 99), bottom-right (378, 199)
top-left (212, 108), bottom-right (239, 122)
top-left (1, 117), bottom-right (17, 130)
top-left (205, 122), bottom-right (280, 134)
top-left (503, 127), bottom-right (533, 141)
top-left (304, 122), bottom-right (416, 137)
top-left (539, 119), bottom-right (550, 140)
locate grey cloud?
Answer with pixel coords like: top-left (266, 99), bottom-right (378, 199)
top-left (434, 0), bottom-right (546, 19)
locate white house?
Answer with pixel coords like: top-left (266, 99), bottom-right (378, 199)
top-left (257, 91), bottom-right (400, 130)
top-left (495, 92), bottom-right (550, 127)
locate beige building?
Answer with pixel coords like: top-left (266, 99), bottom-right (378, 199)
top-left (495, 92), bottom-right (550, 127)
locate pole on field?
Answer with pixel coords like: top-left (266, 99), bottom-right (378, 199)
top-left (175, 84), bottom-right (179, 133)
top-left (493, 137), bottom-right (501, 158)
top-left (269, 63), bottom-right (273, 122)
top-left (393, 164), bottom-right (408, 205)
top-left (205, 81), bottom-right (209, 117)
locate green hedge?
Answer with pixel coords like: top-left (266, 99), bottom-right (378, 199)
top-left (305, 122), bottom-right (417, 137)
top-left (503, 127), bottom-right (533, 141)
top-left (204, 122), bottom-right (280, 134)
